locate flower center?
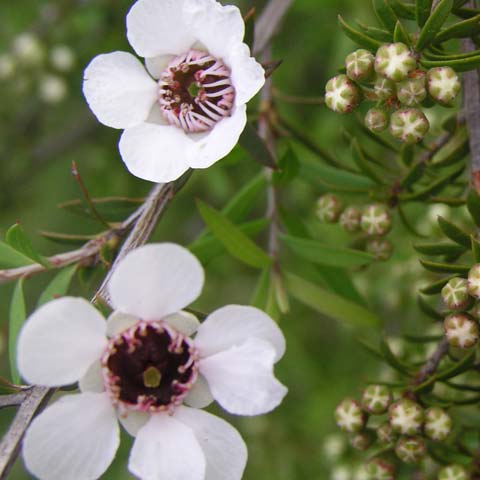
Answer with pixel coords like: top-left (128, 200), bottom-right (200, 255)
top-left (158, 49), bottom-right (235, 133)
top-left (101, 320), bottom-right (198, 413)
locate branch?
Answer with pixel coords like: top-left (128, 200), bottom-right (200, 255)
top-left (413, 338), bottom-right (449, 386)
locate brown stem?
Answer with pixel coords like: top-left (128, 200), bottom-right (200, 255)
top-left (413, 338), bottom-right (449, 386)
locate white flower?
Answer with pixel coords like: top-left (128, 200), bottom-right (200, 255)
top-left (17, 243), bottom-right (286, 480)
top-left (82, 0), bottom-right (265, 183)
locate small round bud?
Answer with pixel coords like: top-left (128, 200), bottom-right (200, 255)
top-left (395, 436), bottom-right (425, 464)
top-left (12, 32), bottom-right (44, 65)
top-left (366, 238), bottom-right (393, 262)
top-left (361, 385), bottom-right (392, 414)
top-left (388, 399), bottom-right (424, 435)
top-left (374, 77), bottom-right (396, 100)
top-left (339, 206), bottom-right (361, 232)
top-left (438, 465), bottom-right (469, 480)
top-left (374, 43), bottom-right (417, 82)
top-left (335, 398), bottom-right (366, 433)
top-left (441, 277), bottom-right (472, 311)
top-left (427, 67), bottom-right (461, 106)
top-left (50, 44), bottom-right (75, 72)
top-left (424, 407), bottom-right (452, 441)
top-left (317, 194), bottom-right (343, 223)
top-left (467, 264), bottom-right (480, 299)
top-left (397, 73), bottom-right (427, 106)
top-left (325, 74), bottom-right (360, 114)
top-left (377, 422), bottom-right (396, 443)
top-left (346, 49), bottom-right (375, 81)
top-left (361, 204), bottom-right (392, 237)
top-left (364, 458), bottom-right (395, 480)
top-left (390, 108), bottom-right (430, 144)
top-left (470, 302), bottom-right (480, 320)
top-left (351, 431), bottom-right (374, 451)
top-left (39, 74), bottom-right (68, 104)
top-left (365, 108), bottom-right (389, 133)
top-left (444, 313), bottom-right (479, 349)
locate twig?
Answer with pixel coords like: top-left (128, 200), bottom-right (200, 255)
top-left (413, 338), bottom-right (449, 386)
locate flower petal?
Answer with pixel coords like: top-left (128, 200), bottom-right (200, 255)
top-left (145, 54), bottom-right (174, 79)
top-left (106, 311), bottom-right (140, 337)
top-left (183, 0), bottom-right (244, 59)
top-left (175, 406), bottom-right (247, 480)
top-left (17, 297), bottom-right (107, 386)
top-left (108, 243), bottom-right (204, 321)
top-left (184, 373), bottom-right (214, 409)
top-left (119, 123), bottom-right (192, 182)
top-left (129, 413), bottom-right (206, 480)
top-left (199, 338), bottom-right (287, 416)
top-left (195, 305), bottom-right (285, 362)
top-left (119, 411), bottom-right (150, 437)
top-left (23, 393), bottom-right (119, 480)
top-left (188, 105), bottom-right (246, 169)
top-left (163, 311), bottom-right (200, 336)
top-left (79, 360), bottom-right (104, 393)
top-left (126, 0), bottom-right (195, 58)
top-left (83, 51), bottom-right (157, 129)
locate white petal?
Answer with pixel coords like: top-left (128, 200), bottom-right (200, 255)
top-left (119, 123), bottom-right (192, 182)
top-left (79, 360), bottom-right (104, 393)
top-left (17, 297), bottom-right (107, 386)
top-left (199, 338), bottom-right (287, 416)
top-left (175, 406), bottom-right (247, 480)
top-left (106, 311), bottom-right (140, 337)
top-left (129, 413), bottom-right (206, 480)
top-left (188, 106), bottom-right (246, 169)
top-left (145, 54), bottom-right (174, 79)
top-left (23, 393), bottom-right (119, 480)
top-left (184, 373), bottom-right (214, 409)
top-left (183, 0), bottom-right (244, 59)
top-left (195, 305), bottom-right (285, 362)
top-left (163, 311), bottom-right (200, 336)
top-left (126, 0), bottom-right (195, 58)
top-left (108, 243), bottom-right (204, 321)
top-left (119, 411), bottom-right (150, 437)
top-left (83, 51), bottom-right (157, 129)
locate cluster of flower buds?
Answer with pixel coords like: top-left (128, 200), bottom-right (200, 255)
top-left (325, 43), bottom-right (461, 144)
top-left (316, 194), bottom-right (393, 261)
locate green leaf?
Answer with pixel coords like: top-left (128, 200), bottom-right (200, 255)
top-left (418, 295), bottom-right (444, 320)
top-left (373, 0), bottom-right (399, 32)
top-left (285, 273), bottom-right (381, 328)
top-left (5, 224), bottom-right (50, 268)
top-left (250, 268), bottom-right (271, 309)
top-left (280, 234), bottom-right (375, 268)
top-left (9, 279), bottom-right (26, 385)
top-left (435, 14), bottom-right (480, 43)
top-left (59, 197), bottom-right (143, 222)
top-left (0, 242), bottom-right (36, 269)
top-left (416, 0), bottom-right (433, 27)
top-left (471, 235), bottom-right (480, 263)
top-left (380, 337), bottom-right (414, 375)
top-left (351, 138), bottom-right (384, 184)
top-left (239, 122), bottom-right (276, 169)
top-left (438, 215), bottom-right (471, 248)
top-left (420, 53), bottom-right (480, 71)
top-left (436, 348), bottom-right (476, 381)
top-left (432, 128), bottom-right (469, 167)
top-left (419, 259), bottom-right (470, 274)
top-left (394, 19), bottom-right (412, 44)
top-left (196, 200), bottom-right (271, 269)
top-left (272, 148), bottom-right (300, 186)
top-left (467, 189), bottom-right (480, 228)
top-left (338, 15), bottom-right (383, 50)
top-left (416, 0), bottom-right (454, 50)
top-left (37, 265), bottom-right (77, 307)
top-left (389, 0), bottom-right (416, 20)
top-left (401, 160), bottom-right (426, 189)
top-left (397, 205), bottom-right (429, 238)
top-left (419, 275), bottom-right (456, 295)
top-left (40, 231), bottom-right (97, 246)
top-left (413, 241), bottom-right (466, 256)
top-left (356, 21), bottom-right (393, 42)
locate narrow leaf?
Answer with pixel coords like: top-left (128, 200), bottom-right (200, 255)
top-left (6, 224), bottom-right (50, 268)
top-left (401, 160), bottom-right (426, 189)
top-left (394, 19), bottom-right (412, 44)
top-left (351, 138), bottom-right (384, 184)
top-left (373, 0), bottom-right (399, 32)
top-left (419, 275), bottom-right (456, 295)
top-left (9, 279), bottom-right (26, 385)
top-left (59, 197), bottom-right (143, 222)
top-left (436, 348), bottom-right (476, 381)
top-left (416, 0), bottom-right (454, 50)
top-left (250, 268), bottom-right (271, 309)
top-left (471, 235), bottom-right (480, 263)
top-left (467, 189), bottom-right (480, 228)
top-left (416, 0), bottom-right (433, 27)
top-left (413, 241), bottom-right (466, 256)
top-left (0, 242), bottom-right (36, 269)
top-left (380, 337), bottom-right (414, 375)
top-left (420, 54), bottom-right (480, 71)
top-left (338, 15), bottom-right (383, 50)
top-left (239, 122), bottom-right (276, 169)
top-left (419, 259), bottom-right (470, 274)
top-left (389, 0), bottom-right (416, 19)
top-left (356, 21), bottom-right (393, 41)
top-left (435, 15), bottom-right (480, 43)
top-left (418, 295), bottom-right (444, 320)
top-left (37, 265), bottom-right (77, 307)
top-left (437, 215), bottom-right (471, 248)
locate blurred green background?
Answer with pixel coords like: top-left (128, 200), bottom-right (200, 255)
top-left (0, 0), bottom-right (466, 478)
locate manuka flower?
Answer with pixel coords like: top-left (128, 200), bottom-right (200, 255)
top-left (83, 0), bottom-right (265, 183)
top-left (17, 243), bottom-right (287, 480)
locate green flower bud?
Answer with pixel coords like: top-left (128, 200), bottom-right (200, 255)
top-left (365, 108), bottom-right (389, 133)
top-left (339, 206), bottom-right (361, 232)
top-left (361, 385), bottom-right (392, 414)
top-left (335, 398), bottom-right (366, 433)
top-left (346, 49), bottom-right (375, 81)
top-left (467, 263), bottom-right (480, 299)
top-left (374, 77), bottom-right (396, 100)
top-left (351, 431), bottom-right (374, 451)
top-left (441, 277), bottom-right (472, 311)
top-left (444, 313), bottom-right (479, 349)
top-left (366, 238), bottom-right (393, 262)
top-left (325, 74), bottom-right (360, 114)
top-left (388, 399), bottom-right (424, 435)
top-left (438, 465), bottom-right (469, 480)
top-left (395, 436), bottom-right (425, 464)
top-left (397, 73), bottom-right (427, 106)
top-left (317, 194), bottom-right (343, 223)
top-left (424, 407), bottom-right (452, 441)
top-left (390, 108), bottom-right (429, 144)
top-left (377, 422), bottom-right (396, 443)
top-left (427, 67), bottom-right (461, 106)
top-left (364, 458), bottom-right (395, 480)
top-left (375, 43), bottom-right (417, 82)
top-left (361, 204), bottom-right (392, 237)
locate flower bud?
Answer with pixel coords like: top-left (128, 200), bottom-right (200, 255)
top-left (346, 49), bottom-right (375, 81)
top-left (374, 43), bottom-right (417, 82)
top-left (388, 399), bottom-right (424, 435)
top-left (361, 204), bottom-right (392, 237)
top-left (339, 206), bottom-right (361, 232)
top-left (438, 465), bottom-right (469, 480)
top-left (366, 238), bottom-right (393, 262)
top-left (441, 277), bottom-right (472, 311)
top-left (365, 108), bottom-right (388, 133)
top-left (390, 108), bottom-right (430, 144)
top-left (397, 73), bottom-right (427, 106)
top-left (361, 385), bottom-right (392, 414)
top-left (424, 407), bottom-right (452, 441)
top-left (325, 74), bottom-right (360, 114)
top-left (351, 431), bottom-right (374, 451)
top-left (364, 458), bottom-right (395, 480)
top-left (335, 398), bottom-right (366, 433)
top-left (377, 422), bottom-right (396, 443)
top-left (374, 77), bottom-right (396, 100)
top-left (395, 436), bottom-right (425, 464)
top-left (317, 194), bottom-right (343, 223)
top-left (12, 32), bottom-right (44, 65)
top-left (427, 67), bottom-right (461, 106)
top-left (444, 313), bottom-right (479, 349)
top-left (470, 302), bottom-right (480, 320)
top-left (467, 264), bottom-right (480, 299)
